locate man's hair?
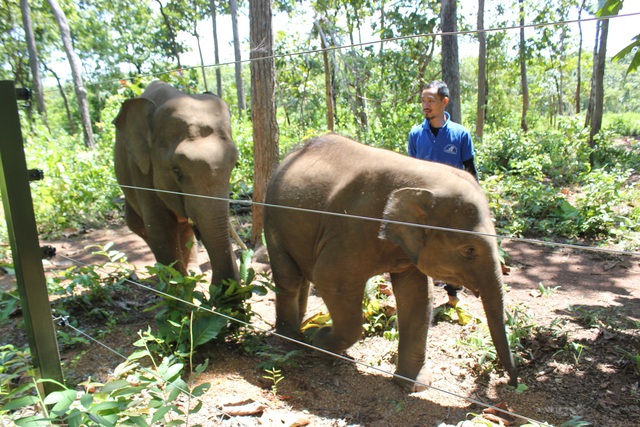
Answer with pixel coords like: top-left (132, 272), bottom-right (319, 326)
top-left (424, 80), bottom-right (449, 100)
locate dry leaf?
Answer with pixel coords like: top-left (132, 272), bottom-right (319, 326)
top-left (222, 400), bottom-right (266, 416)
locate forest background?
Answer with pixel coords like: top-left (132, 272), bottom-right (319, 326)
top-left (0, 0), bottom-right (640, 425)
top-left (1, 0), bottom-right (640, 250)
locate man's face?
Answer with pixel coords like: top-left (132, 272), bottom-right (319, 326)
top-left (421, 88), bottom-right (448, 121)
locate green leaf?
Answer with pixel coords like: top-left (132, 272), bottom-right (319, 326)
top-left (596, 0), bottom-right (623, 17)
top-left (151, 405), bottom-right (173, 423)
top-left (80, 392), bottom-right (94, 409)
top-left (191, 315), bottom-right (226, 346)
top-left (44, 389), bottom-right (77, 415)
top-left (14, 415), bottom-right (55, 426)
top-left (127, 416), bottom-right (151, 427)
top-left (1, 395), bottom-right (40, 411)
top-left (99, 379), bottom-right (130, 394)
top-left (191, 382), bottom-right (211, 397)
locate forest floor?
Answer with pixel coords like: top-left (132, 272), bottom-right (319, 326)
top-left (1, 220), bottom-right (639, 427)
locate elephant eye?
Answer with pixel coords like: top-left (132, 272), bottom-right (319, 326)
top-left (463, 246), bottom-right (476, 259)
top-left (172, 167), bottom-right (183, 179)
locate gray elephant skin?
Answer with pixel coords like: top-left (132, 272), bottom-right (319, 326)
top-left (114, 81), bottom-right (239, 286)
top-left (264, 133), bottom-right (517, 391)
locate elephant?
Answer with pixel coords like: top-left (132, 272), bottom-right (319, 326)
top-left (263, 133), bottom-right (518, 392)
top-left (113, 81), bottom-right (239, 286)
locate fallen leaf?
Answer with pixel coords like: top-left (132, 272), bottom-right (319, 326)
top-left (222, 399), bottom-right (266, 416)
top-left (482, 401), bottom-right (514, 425)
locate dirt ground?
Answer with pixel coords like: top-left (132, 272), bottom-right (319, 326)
top-left (1, 221), bottom-right (639, 427)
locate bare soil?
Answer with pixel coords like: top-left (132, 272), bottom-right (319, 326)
top-left (1, 221), bottom-right (639, 426)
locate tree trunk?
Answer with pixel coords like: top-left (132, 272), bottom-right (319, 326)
top-left (20, 0), bottom-right (47, 121)
top-left (441, 0), bottom-right (461, 123)
top-left (249, 0), bottom-right (279, 246)
top-left (46, 0), bottom-right (94, 148)
top-left (194, 23), bottom-right (209, 92)
top-left (156, 0), bottom-right (182, 69)
top-left (317, 20), bottom-right (335, 132)
top-left (209, 0), bottom-right (222, 96)
top-left (475, 0), bottom-right (486, 139)
top-left (587, 16), bottom-right (608, 167)
top-left (230, 0), bottom-right (246, 115)
top-left (518, 0), bottom-right (529, 132)
top-left (44, 65), bottom-right (75, 134)
top-left (575, 0), bottom-right (586, 114)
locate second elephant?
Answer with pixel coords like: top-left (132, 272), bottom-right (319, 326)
top-left (114, 81), bottom-right (239, 286)
top-left (264, 133), bottom-right (518, 391)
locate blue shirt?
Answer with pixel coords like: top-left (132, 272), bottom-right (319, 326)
top-left (408, 112), bottom-right (475, 170)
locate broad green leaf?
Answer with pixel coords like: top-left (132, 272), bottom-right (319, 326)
top-left (99, 379), bottom-right (130, 394)
top-left (191, 382), bottom-right (211, 397)
top-left (1, 395), bottom-right (40, 411)
top-left (44, 389), bottom-right (77, 415)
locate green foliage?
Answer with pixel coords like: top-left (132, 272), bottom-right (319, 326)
top-left (263, 367), bottom-right (284, 397)
top-left (479, 120), bottom-right (640, 245)
top-left (21, 116), bottom-right (122, 238)
top-left (458, 304), bottom-right (536, 376)
top-left (144, 249), bottom-right (272, 360)
top-left (0, 344), bottom-right (211, 426)
top-left (362, 276), bottom-right (398, 340)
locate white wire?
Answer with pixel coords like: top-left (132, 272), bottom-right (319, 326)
top-left (49, 11), bottom-right (640, 91)
top-left (115, 182), bottom-right (640, 258)
top-left (55, 252), bottom-right (548, 425)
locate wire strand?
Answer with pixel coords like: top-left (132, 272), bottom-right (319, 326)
top-left (114, 182), bottom-right (640, 258)
top-left (48, 11), bottom-right (640, 91)
top-left (53, 315), bottom-right (249, 425)
top-left (54, 252), bottom-right (547, 425)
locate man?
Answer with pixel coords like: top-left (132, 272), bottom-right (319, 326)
top-left (408, 80), bottom-right (478, 308)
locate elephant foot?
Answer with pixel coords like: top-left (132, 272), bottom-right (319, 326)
top-left (393, 367), bottom-right (432, 393)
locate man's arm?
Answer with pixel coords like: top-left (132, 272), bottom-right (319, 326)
top-left (463, 157), bottom-right (479, 182)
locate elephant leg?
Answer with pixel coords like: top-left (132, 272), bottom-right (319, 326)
top-left (124, 200), bottom-right (147, 241)
top-left (311, 269), bottom-right (366, 355)
top-left (140, 204), bottom-right (191, 275)
top-left (390, 268), bottom-right (433, 392)
top-left (176, 220), bottom-right (200, 274)
top-left (272, 248), bottom-right (309, 340)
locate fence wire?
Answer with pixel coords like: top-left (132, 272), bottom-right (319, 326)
top-left (54, 251), bottom-right (548, 426)
top-left (45, 11), bottom-right (640, 92)
top-left (116, 182), bottom-right (640, 259)
top-left (39, 173), bottom-right (637, 425)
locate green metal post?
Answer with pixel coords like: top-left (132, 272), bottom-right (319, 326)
top-left (0, 80), bottom-right (64, 395)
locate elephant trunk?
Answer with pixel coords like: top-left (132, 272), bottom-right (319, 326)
top-left (480, 277), bottom-right (518, 387)
top-left (190, 196), bottom-right (239, 287)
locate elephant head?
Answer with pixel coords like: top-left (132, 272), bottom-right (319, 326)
top-left (114, 82), bottom-right (239, 286)
top-left (380, 186), bottom-right (518, 386)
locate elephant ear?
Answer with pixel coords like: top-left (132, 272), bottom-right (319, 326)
top-left (379, 188), bottom-right (436, 264)
top-left (113, 98), bottom-right (156, 175)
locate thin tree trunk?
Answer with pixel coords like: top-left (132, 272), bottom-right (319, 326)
top-left (210, 0), bottom-right (222, 96)
top-left (587, 16), bottom-right (608, 167)
top-left (575, 0), bottom-right (586, 114)
top-left (518, 0), bottom-right (529, 132)
top-left (249, 0), bottom-right (279, 246)
top-left (317, 20), bottom-right (335, 132)
top-left (194, 23), bottom-right (209, 92)
top-left (156, 0), bottom-right (182, 69)
top-left (44, 64), bottom-right (74, 134)
top-left (20, 0), bottom-right (47, 121)
top-left (230, 0), bottom-right (246, 115)
top-left (46, 0), bottom-right (94, 148)
top-left (475, 0), bottom-right (486, 139)
top-left (441, 0), bottom-right (461, 123)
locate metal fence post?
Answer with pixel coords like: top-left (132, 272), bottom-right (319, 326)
top-left (0, 80), bottom-right (64, 395)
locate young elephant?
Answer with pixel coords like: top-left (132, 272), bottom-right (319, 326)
top-left (264, 133), bottom-right (517, 391)
top-left (114, 81), bottom-right (239, 286)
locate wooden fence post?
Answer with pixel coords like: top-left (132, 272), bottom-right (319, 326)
top-left (0, 80), bottom-right (64, 395)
